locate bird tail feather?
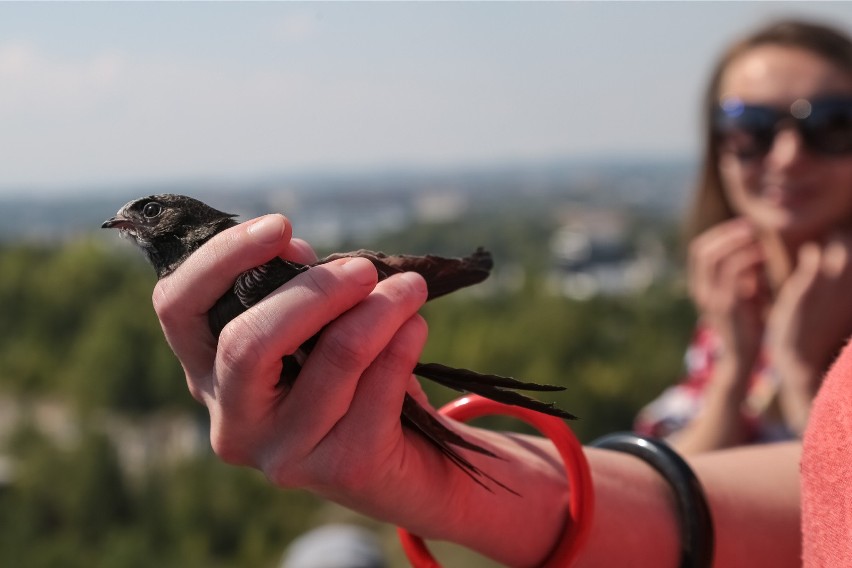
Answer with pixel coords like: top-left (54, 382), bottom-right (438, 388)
top-left (401, 395), bottom-right (520, 496)
top-left (413, 362), bottom-right (576, 420)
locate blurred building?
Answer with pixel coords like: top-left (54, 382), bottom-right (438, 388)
top-left (547, 207), bottom-right (665, 300)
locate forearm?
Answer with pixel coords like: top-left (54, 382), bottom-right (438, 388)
top-left (581, 442), bottom-right (801, 567)
top-left (692, 442), bottom-right (801, 566)
top-left (669, 362), bottom-right (752, 455)
top-left (577, 447), bottom-right (680, 567)
top-left (776, 364), bottom-right (822, 436)
top-left (414, 430), bottom-right (800, 568)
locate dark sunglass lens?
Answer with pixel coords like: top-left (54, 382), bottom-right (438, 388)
top-left (805, 103), bottom-right (852, 154)
top-left (714, 105), bottom-right (777, 159)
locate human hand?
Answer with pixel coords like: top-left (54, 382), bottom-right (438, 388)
top-left (766, 231), bottom-right (852, 433)
top-left (152, 215), bottom-right (437, 501)
top-left (150, 215), bottom-right (572, 566)
top-left (687, 218), bottom-right (769, 388)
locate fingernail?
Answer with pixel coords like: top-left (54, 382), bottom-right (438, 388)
top-left (342, 257), bottom-right (378, 286)
top-left (398, 271), bottom-right (428, 297)
top-left (248, 215), bottom-right (285, 244)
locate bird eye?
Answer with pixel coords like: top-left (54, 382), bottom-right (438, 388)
top-left (142, 202), bottom-right (163, 219)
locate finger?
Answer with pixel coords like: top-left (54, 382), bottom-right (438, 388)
top-left (688, 218), bottom-right (755, 269)
top-left (688, 219), bottom-right (758, 303)
top-left (821, 236), bottom-right (851, 280)
top-left (698, 242), bottom-right (765, 309)
top-left (774, 243), bottom-right (822, 315)
top-left (153, 214), bottom-right (295, 379)
top-left (212, 257), bottom-right (380, 418)
top-left (725, 246), bottom-right (768, 300)
top-left (310, 316), bottom-right (429, 492)
top-left (343, 314), bottom-right (429, 442)
top-left (799, 242), bottom-right (822, 279)
top-left (155, 214), bottom-right (294, 325)
top-left (277, 271), bottom-right (428, 457)
top-left (287, 237), bottom-right (318, 264)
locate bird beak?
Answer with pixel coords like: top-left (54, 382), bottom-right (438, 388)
top-left (102, 215), bottom-right (133, 230)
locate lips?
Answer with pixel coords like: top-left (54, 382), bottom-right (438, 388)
top-left (759, 177), bottom-right (818, 208)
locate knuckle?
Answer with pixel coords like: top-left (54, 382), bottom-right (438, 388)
top-left (301, 266), bottom-right (340, 303)
top-left (151, 279), bottom-right (178, 324)
top-left (198, 229), bottom-right (232, 266)
top-left (318, 323), bottom-right (375, 372)
top-left (185, 381), bottom-right (207, 404)
top-left (384, 316), bottom-right (428, 366)
top-left (216, 317), bottom-right (267, 376)
top-left (385, 272), bottom-right (427, 304)
top-left (209, 424), bottom-right (250, 466)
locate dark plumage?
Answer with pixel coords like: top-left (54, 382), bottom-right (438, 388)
top-left (103, 194), bottom-right (574, 492)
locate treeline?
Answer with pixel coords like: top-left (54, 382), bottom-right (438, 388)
top-left (0, 240), bottom-right (193, 413)
top-left (0, 213), bottom-right (695, 567)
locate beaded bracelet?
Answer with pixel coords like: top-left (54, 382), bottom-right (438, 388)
top-left (590, 432), bottom-right (715, 568)
top-left (398, 394), bottom-right (595, 568)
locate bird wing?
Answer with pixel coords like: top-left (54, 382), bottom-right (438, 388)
top-left (319, 247), bottom-right (493, 301)
top-left (234, 258), bottom-right (310, 308)
top-left (207, 258), bottom-right (309, 338)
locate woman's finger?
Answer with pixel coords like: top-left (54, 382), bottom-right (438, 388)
top-left (688, 219), bottom-right (755, 302)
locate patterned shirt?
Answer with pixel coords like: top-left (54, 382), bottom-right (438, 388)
top-left (634, 324), bottom-right (795, 443)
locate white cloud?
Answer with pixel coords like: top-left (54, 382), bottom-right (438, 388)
top-left (270, 11), bottom-right (321, 43)
top-left (0, 41), bottom-right (37, 74)
top-left (0, 40), bottom-right (124, 116)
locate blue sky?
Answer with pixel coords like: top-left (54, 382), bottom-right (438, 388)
top-left (2, 2), bottom-right (852, 195)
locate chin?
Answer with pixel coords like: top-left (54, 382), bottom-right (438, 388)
top-left (769, 217), bottom-right (840, 245)
top-left (750, 208), bottom-right (826, 241)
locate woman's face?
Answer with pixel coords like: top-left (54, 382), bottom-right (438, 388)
top-left (718, 45), bottom-right (852, 244)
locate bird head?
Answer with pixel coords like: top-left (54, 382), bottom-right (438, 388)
top-left (102, 194), bottom-right (239, 278)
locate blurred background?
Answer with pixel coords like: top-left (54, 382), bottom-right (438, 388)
top-left (1, 2), bottom-right (849, 567)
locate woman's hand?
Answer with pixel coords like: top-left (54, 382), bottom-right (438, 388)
top-left (767, 231), bottom-right (852, 434)
top-left (687, 218), bottom-right (769, 388)
top-left (672, 218), bottom-right (770, 453)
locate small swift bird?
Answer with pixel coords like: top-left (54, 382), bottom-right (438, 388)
top-left (103, 194), bottom-right (574, 492)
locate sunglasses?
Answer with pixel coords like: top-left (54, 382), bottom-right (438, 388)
top-left (713, 96), bottom-right (852, 159)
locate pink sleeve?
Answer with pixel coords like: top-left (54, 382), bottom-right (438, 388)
top-left (802, 338), bottom-right (852, 566)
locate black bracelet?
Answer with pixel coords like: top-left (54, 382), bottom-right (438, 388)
top-left (590, 433), bottom-right (714, 568)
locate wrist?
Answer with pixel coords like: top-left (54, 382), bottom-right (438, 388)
top-left (707, 360), bottom-right (752, 400)
top-left (449, 428), bottom-right (571, 567)
top-left (577, 448), bottom-right (681, 567)
top-left (776, 369), bottom-right (820, 436)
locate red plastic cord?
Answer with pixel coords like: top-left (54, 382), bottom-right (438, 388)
top-left (397, 394), bottom-right (595, 567)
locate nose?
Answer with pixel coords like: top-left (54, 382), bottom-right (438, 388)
top-left (766, 124), bottom-right (809, 169)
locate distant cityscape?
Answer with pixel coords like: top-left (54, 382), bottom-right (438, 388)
top-left (0, 158), bottom-right (696, 245)
top-left (0, 158), bottom-right (695, 303)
